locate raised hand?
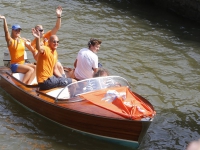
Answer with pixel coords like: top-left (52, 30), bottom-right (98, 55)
top-left (32, 28), bottom-right (40, 38)
top-left (56, 6), bottom-right (62, 17)
top-left (0, 15), bottom-right (5, 19)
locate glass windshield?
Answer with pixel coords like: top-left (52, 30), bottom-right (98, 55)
top-left (56, 76), bottom-right (130, 101)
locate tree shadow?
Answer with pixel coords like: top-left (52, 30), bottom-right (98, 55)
top-left (97, 0), bottom-right (200, 44)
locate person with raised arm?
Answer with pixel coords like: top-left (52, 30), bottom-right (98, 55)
top-left (32, 28), bottom-right (76, 90)
top-left (0, 15), bottom-right (36, 85)
top-left (29, 6), bottom-right (65, 78)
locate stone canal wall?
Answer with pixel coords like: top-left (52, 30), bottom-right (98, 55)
top-left (130, 0), bottom-right (200, 23)
top-left (151, 0), bottom-right (200, 23)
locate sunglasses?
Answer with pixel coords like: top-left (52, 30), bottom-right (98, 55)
top-left (53, 40), bottom-right (59, 44)
top-left (14, 29), bottom-right (21, 32)
top-left (39, 29), bottom-right (44, 32)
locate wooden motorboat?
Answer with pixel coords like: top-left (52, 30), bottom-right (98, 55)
top-left (0, 66), bottom-right (156, 148)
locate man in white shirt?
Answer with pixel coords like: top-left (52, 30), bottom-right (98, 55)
top-left (74, 38), bottom-right (102, 80)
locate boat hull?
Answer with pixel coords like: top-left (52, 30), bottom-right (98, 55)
top-left (0, 66), bottom-right (154, 148)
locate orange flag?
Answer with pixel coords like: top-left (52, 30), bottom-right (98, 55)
top-left (79, 86), bottom-right (155, 120)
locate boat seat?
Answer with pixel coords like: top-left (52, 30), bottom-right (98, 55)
top-left (37, 87), bottom-right (70, 100)
top-left (46, 88), bottom-right (70, 99)
top-left (12, 73), bottom-right (38, 85)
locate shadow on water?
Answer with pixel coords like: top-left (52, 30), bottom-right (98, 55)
top-left (97, 0), bottom-right (200, 43)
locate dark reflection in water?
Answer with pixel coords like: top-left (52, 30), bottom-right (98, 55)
top-left (0, 0), bottom-right (200, 150)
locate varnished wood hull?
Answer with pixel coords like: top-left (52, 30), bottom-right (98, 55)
top-left (0, 66), bottom-right (155, 148)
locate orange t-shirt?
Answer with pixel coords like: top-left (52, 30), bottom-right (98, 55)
top-left (8, 38), bottom-right (25, 64)
top-left (36, 46), bottom-right (58, 83)
top-left (31, 30), bottom-right (51, 49)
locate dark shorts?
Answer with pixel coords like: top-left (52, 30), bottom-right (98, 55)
top-left (38, 75), bottom-right (72, 90)
top-left (10, 64), bottom-right (18, 73)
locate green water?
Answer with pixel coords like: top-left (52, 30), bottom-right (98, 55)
top-left (0, 0), bottom-right (200, 149)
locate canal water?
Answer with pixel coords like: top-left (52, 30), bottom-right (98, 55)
top-left (0, 0), bottom-right (200, 149)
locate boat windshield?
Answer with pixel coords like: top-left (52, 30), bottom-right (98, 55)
top-left (56, 76), bottom-right (130, 101)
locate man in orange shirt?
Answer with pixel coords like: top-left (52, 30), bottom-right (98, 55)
top-left (32, 28), bottom-right (76, 90)
top-left (29, 6), bottom-right (65, 78)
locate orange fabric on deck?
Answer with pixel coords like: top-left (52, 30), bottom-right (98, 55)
top-left (79, 86), bottom-right (156, 120)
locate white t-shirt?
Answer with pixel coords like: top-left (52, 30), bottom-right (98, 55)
top-left (74, 48), bottom-right (98, 80)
